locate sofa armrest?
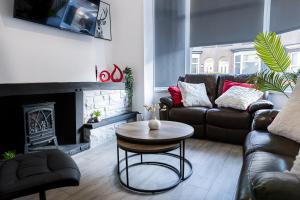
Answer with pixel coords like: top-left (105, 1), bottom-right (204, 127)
top-left (248, 100), bottom-right (274, 114)
top-left (160, 96), bottom-right (173, 108)
top-left (0, 160), bottom-right (4, 167)
top-left (252, 109), bottom-right (280, 131)
top-left (252, 172), bottom-right (300, 200)
top-left (159, 96), bottom-right (173, 120)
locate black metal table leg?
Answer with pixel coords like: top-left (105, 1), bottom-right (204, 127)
top-left (179, 141), bottom-right (182, 179)
top-left (39, 191), bottom-right (46, 200)
top-left (182, 140), bottom-right (185, 180)
top-left (141, 154), bottom-right (143, 163)
top-left (125, 150), bottom-right (129, 186)
top-left (117, 146), bottom-right (120, 174)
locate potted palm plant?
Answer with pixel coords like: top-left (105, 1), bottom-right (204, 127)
top-left (252, 32), bottom-right (300, 97)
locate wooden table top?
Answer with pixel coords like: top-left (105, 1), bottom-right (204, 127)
top-left (116, 121), bottom-right (194, 144)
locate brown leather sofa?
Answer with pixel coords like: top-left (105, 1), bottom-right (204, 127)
top-left (235, 109), bottom-right (300, 200)
top-left (160, 74), bottom-right (274, 144)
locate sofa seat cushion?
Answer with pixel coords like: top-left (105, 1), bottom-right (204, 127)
top-left (235, 151), bottom-right (294, 200)
top-left (206, 108), bottom-right (251, 129)
top-left (252, 172), bottom-right (300, 200)
top-left (206, 125), bottom-right (249, 145)
top-left (169, 107), bottom-right (207, 125)
top-left (0, 149), bottom-right (80, 200)
top-left (245, 131), bottom-right (300, 157)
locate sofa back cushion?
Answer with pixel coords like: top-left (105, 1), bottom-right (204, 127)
top-left (178, 81), bottom-right (213, 108)
top-left (168, 86), bottom-right (183, 107)
top-left (217, 74), bottom-right (253, 97)
top-left (184, 74), bottom-right (218, 104)
top-left (215, 86), bottom-right (264, 111)
top-left (222, 80), bottom-right (254, 93)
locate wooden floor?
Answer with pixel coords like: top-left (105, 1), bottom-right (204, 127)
top-left (17, 139), bottom-right (243, 200)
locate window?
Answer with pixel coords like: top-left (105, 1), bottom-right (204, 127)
top-left (278, 29), bottom-right (300, 74)
top-left (191, 53), bottom-right (201, 74)
top-left (204, 58), bottom-right (214, 73)
top-left (218, 57), bottom-right (229, 74)
top-left (190, 43), bottom-right (259, 74)
top-left (234, 51), bottom-right (261, 74)
top-left (153, 0), bottom-right (300, 90)
top-left (289, 51), bottom-right (300, 72)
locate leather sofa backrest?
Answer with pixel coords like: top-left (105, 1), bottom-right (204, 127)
top-left (217, 74), bottom-right (253, 97)
top-left (184, 74), bottom-right (219, 104)
top-left (178, 76), bottom-right (185, 82)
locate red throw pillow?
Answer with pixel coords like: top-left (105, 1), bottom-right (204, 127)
top-left (168, 86), bottom-right (183, 107)
top-left (222, 80), bottom-right (254, 94)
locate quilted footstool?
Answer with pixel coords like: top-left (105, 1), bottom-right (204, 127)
top-left (0, 149), bottom-right (81, 200)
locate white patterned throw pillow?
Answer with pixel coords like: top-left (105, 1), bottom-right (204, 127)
top-left (215, 86), bottom-right (263, 110)
top-left (178, 81), bottom-right (212, 108)
top-left (268, 77), bottom-right (300, 143)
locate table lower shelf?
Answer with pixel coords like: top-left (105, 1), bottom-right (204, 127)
top-left (116, 139), bottom-right (192, 194)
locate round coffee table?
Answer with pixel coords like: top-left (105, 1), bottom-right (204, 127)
top-left (115, 121), bottom-right (194, 193)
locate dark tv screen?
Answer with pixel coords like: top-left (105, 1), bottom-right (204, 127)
top-left (14, 0), bottom-right (100, 37)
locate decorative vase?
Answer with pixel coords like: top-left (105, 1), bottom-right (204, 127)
top-left (148, 117), bottom-right (161, 130)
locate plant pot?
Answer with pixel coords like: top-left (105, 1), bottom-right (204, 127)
top-left (87, 117), bottom-right (101, 123)
top-left (96, 116), bottom-right (101, 122)
top-left (148, 118), bottom-right (161, 130)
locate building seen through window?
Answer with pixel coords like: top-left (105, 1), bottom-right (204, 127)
top-left (234, 51), bottom-right (261, 74)
top-left (191, 29), bottom-right (300, 75)
top-left (218, 57), bottom-right (229, 74)
top-left (290, 52), bottom-right (300, 72)
top-left (191, 43), bottom-right (261, 75)
top-left (284, 30), bottom-right (300, 73)
top-left (204, 58), bottom-right (214, 73)
top-left (191, 53), bottom-right (201, 74)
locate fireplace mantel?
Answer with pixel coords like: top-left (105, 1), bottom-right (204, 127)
top-left (0, 81), bottom-right (127, 155)
top-left (0, 82), bottom-right (125, 97)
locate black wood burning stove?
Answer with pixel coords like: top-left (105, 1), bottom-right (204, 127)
top-left (23, 102), bottom-right (58, 153)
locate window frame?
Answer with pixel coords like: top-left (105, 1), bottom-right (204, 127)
top-left (233, 51), bottom-right (261, 74)
top-left (289, 51), bottom-right (300, 72)
top-left (191, 53), bottom-right (201, 74)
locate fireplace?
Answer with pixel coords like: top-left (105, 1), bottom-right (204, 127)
top-left (0, 82), bottom-right (126, 155)
top-left (23, 102), bottom-right (58, 153)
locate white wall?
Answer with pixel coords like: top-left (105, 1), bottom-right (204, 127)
top-left (143, 0), bottom-right (155, 119)
top-left (0, 0), bottom-right (145, 112)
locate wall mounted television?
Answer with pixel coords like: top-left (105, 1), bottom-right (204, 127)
top-left (14, 0), bottom-right (101, 37)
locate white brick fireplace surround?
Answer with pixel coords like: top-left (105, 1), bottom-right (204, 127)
top-left (83, 90), bottom-right (130, 123)
top-left (83, 89), bottom-right (135, 148)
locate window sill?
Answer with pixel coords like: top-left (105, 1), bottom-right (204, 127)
top-left (268, 90), bottom-right (292, 96)
top-left (154, 87), bottom-right (169, 93)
